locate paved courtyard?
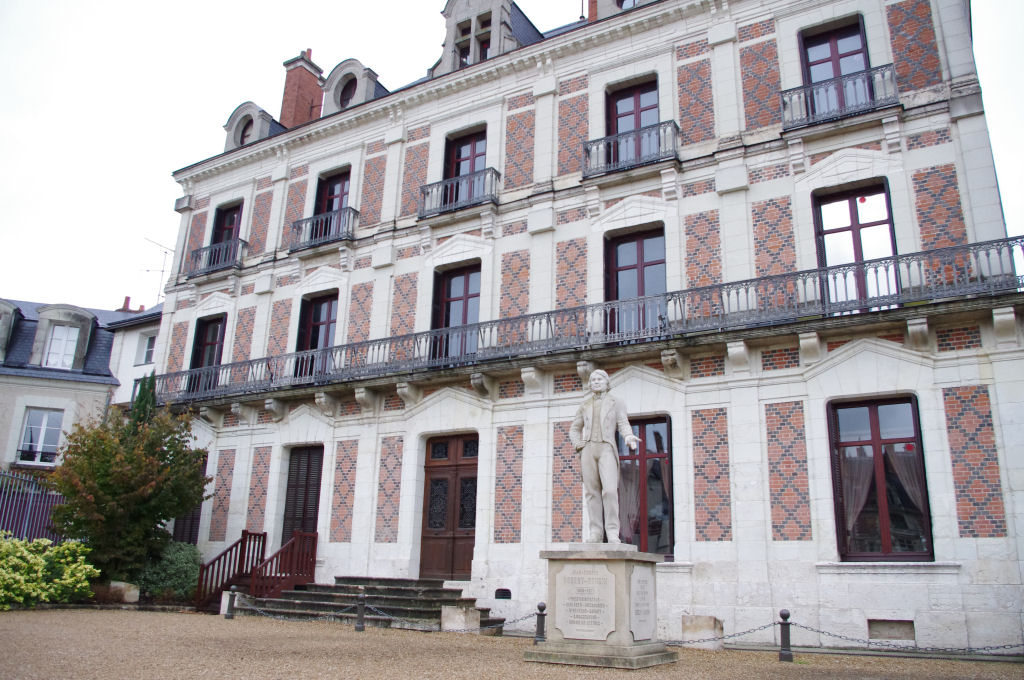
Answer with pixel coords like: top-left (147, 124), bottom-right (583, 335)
top-left (1, 609), bottom-right (1020, 679)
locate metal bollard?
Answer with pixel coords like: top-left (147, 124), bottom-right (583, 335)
top-left (778, 609), bottom-right (793, 662)
top-left (534, 602), bottom-right (547, 645)
top-left (355, 593), bottom-right (366, 632)
top-left (225, 586), bottom-right (238, 620)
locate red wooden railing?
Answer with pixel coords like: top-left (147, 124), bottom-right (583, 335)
top-left (250, 531), bottom-right (318, 599)
top-left (195, 530), bottom-right (267, 609)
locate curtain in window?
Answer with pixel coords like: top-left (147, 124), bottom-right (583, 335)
top-left (887, 445), bottom-right (925, 513)
top-left (618, 460), bottom-right (642, 542)
top-left (841, 446), bottom-right (875, 533)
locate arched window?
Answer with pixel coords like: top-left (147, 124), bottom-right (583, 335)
top-left (338, 78), bottom-right (358, 109)
top-left (239, 117), bottom-right (253, 146)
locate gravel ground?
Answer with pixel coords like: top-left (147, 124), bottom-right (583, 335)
top-left (1, 609), bottom-right (1021, 680)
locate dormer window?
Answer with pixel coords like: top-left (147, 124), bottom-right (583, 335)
top-left (30, 304), bottom-right (95, 371)
top-left (479, 38), bottom-right (490, 61)
top-left (338, 78), bottom-right (357, 109)
top-left (44, 324), bottom-right (79, 369)
top-left (458, 45), bottom-right (470, 68)
top-left (239, 118), bottom-right (254, 145)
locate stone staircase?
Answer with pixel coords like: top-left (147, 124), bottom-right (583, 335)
top-left (234, 576), bottom-right (505, 634)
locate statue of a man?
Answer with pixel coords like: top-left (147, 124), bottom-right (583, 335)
top-left (569, 370), bottom-right (639, 543)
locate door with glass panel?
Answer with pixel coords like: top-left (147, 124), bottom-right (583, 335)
top-left (606, 230), bottom-right (666, 338)
top-left (188, 316), bottom-right (225, 393)
top-left (608, 82), bottom-right (659, 167)
top-left (420, 435), bottom-right (478, 580)
top-left (617, 418), bottom-right (673, 555)
top-left (803, 23), bottom-right (870, 118)
top-left (433, 266), bottom-right (480, 360)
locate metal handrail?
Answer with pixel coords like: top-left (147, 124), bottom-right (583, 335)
top-left (583, 120), bottom-right (679, 178)
top-left (195, 530), bottom-right (267, 609)
top-left (149, 235), bottom-right (1023, 405)
top-left (780, 64), bottom-right (898, 130)
top-left (250, 531), bottom-right (317, 600)
top-left (186, 238), bottom-right (248, 277)
top-left (419, 167), bottom-right (501, 218)
top-left (290, 207), bottom-right (359, 251)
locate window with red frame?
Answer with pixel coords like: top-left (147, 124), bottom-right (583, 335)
top-left (212, 204), bottom-right (241, 245)
top-left (606, 229), bottom-right (666, 334)
top-left (617, 417), bottom-right (673, 555)
top-left (829, 397), bottom-right (933, 561)
top-left (607, 81), bottom-right (658, 165)
top-left (443, 131), bottom-right (487, 206)
top-left (801, 21), bottom-right (871, 115)
top-left (188, 315), bottom-right (225, 393)
top-left (432, 265), bottom-right (481, 358)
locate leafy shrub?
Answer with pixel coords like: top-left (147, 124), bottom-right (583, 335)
top-left (137, 541), bottom-right (201, 601)
top-left (0, 535), bottom-right (99, 610)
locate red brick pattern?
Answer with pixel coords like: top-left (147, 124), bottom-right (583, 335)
top-left (389, 273), bottom-right (418, 336)
top-left (691, 355), bottom-right (725, 378)
top-left (937, 326), bottom-right (982, 352)
top-left (193, 197), bottom-right (211, 211)
top-left (907, 128), bottom-right (952, 150)
top-left (762, 346), bottom-right (799, 371)
top-left (383, 392), bottom-right (405, 411)
top-left (354, 256), bottom-right (372, 270)
top-left (677, 59), bottom-right (715, 145)
top-left (507, 92), bottom-right (535, 110)
top-left (504, 110), bottom-right (535, 190)
top-left (558, 75), bottom-right (588, 95)
top-left (246, 446), bottom-right (272, 532)
top-left (502, 220), bottom-right (527, 236)
top-left (551, 421), bottom-right (582, 543)
top-left (681, 179), bottom-right (716, 197)
top-left (752, 196), bottom-right (796, 275)
top-left (330, 440), bottom-right (359, 542)
top-left (494, 425), bottom-right (524, 543)
top-left (498, 380), bottom-right (525, 399)
top-left (175, 298), bottom-right (194, 311)
top-left (558, 94), bottom-right (588, 176)
top-left (827, 339), bottom-right (848, 352)
top-left (185, 211), bottom-right (208, 268)
top-left (553, 373), bottom-right (583, 393)
top-left (375, 436), bottom-right (404, 543)
top-left (913, 164), bottom-right (968, 249)
top-left (880, 333), bottom-right (905, 344)
top-left (740, 40), bottom-right (782, 130)
top-left (685, 209), bottom-right (722, 287)
top-left (556, 207), bottom-right (587, 225)
top-left (282, 179), bottom-right (307, 250)
top-left (397, 245), bottom-right (421, 260)
top-left (692, 408), bottom-right (732, 541)
top-left (676, 39), bottom-right (709, 60)
top-left (240, 284), bottom-right (255, 296)
top-left (276, 274), bottom-right (299, 288)
top-left (500, 250), bottom-right (530, 318)
top-left (366, 139), bottom-right (386, 155)
top-left (209, 449), bottom-right (235, 542)
top-left (738, 18), bottom-right (775, 42)
top-left (555, 238), bottom-right (587, 309)
top-left (887, 0), bottom-right (942, 92)
top-left (749, 163), bottom-right (790, 184)
top-left (408, 125), bottom-right (430, 143)
top-left (266, 299), bottom-right (292, 357)
top-left (943, 386), bottom-right (1007, 538)
top-left (765, 402), bottom-right (812, 541)
top-left (347, 282), bottom-right (374, 343)
top-left (232, 307), bottom-right (256, 362)
top-left (360, 155), bottom-right (387, 226)
top-left (166, 321), bottom-right (190, 372)
top-left (247, 190), bottom-right (274, 256)
top-left (401, 143), bottom-right (430, 217)
top-left (256, 176), bottom-right (273, 191)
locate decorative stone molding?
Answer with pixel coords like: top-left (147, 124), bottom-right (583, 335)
top-left (471, 372), bottom-right (496, 399)
top-left (799, 332), bottom-right (822, 365)
top-left (660, 168), bottom-right (679, 201)
top-left (230, 402), bottom-right (259, 425)
top-left (354, 387), bottom-right (380, 412)
top-left (199, 406), bottom-right (226, 428)
top-left (315, 391), bottom-right (342, 417)
top-left (992, 307), bottom-right (1018, 348)
top-left (906, 318), bottom-right (930, 350)
top-left (882, 115), bottom-right (902, 154)
top-left (174, 195), bottom-right (193, 214)
top-left (480, 209), bottom-right (497, 241)
top-left (396, 382), bottom-right (422, 407)
top-left (787, 138), bottom-right (806, 175)
top-left (576, 361), bottom-right (598, 384)
top-left (661, 349), bottom-right (688, 380)
top-left (520, 366), bottom-right (544, 396)
top-left (727, 340), bottom-right (750, 373)
top-left (585, 186), bottom-right (602, 219)
top-left (263, 398), bottom-right (287, 422)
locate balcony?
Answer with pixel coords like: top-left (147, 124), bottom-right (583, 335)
top-left (290, 207), bottom-right (358, 252)
top-left (780, 64), bottom-right (898, 131)
top-left (583, 121), bottom-right (679, 179)
top-left (419, 168), bottom-right (500, 219)
top-left (186, 238), bottom-right (247, 278)
top-left (152, 236), bottom-right (1023, 405)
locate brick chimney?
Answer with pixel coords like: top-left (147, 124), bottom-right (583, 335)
top-left (280, 49), bottom-right (324, 128)
top-left (589, 0), bottom-right (598, 22)
top-left (117, 296), bottom-right (145, 313)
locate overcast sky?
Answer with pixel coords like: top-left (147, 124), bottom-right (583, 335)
top-left (0, 0), bottom-right (1018, 311)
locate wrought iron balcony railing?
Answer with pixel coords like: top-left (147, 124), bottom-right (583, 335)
top-left (186, 238), bottom-right (248, 278)
top-left (419, 168), bottom-right (501, 218)
top-left (152, 236), bottom-right (1023, 404)
top-left (780, 64), bottom-right (898, 130)
top-left (290, 207), bottom-right (358, 252)
top-left (583, 121), bottom-right (679, 179)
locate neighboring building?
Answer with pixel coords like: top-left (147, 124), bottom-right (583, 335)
top-left (153, 0), bottom-right (1023, 649)
top-left (0, 298), bottom-right (153, 471)
top-left (107, 302), bottom-right (164, 406)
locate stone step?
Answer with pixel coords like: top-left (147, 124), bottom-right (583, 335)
top-left (309, 583), bottom-right (462, 601)
top-left (285, 588), bottom-right (471, 612)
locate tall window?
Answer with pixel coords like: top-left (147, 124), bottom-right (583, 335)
top-left (295, 294), bottom-right (337, 377)
top-left (18, 408), bottom-right (63, 465)
top-left (312, 171), bottom-right (351, 240)
top-left (188, 316), bottom-right (225, 393)
top-left (212, 204), bottom-right (241, 245)
top-left (338, 78), bottom-right (357, 109)
top-left (44, 324), bottom-right (79, 369)
top-left (282, 446), bottom-right (323, 543)
top-left (444, 131), bottom-right (487, 206)
top-left (617, 417), bottom-right (673, 554)
top-left (829, 397), bottom-right (932, 561)
top-left (606, 230), bottom-right (666, 335)
top-left (815, 186), bottom-right (897, 307)
top-left (802, 21), bottom-right (870, 116)
top-left (608, 81), bottom-right (658, 165)
top-left (433, 266), bottom-right (481, 359)
top-left (136, 334), bottom-right (156, 365)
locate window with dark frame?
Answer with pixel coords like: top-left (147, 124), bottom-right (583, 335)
top-left (208, 203), bottom-right (242, 270)
top-left (607, 80), bottom-right (659, 166)
top-left (801, 20), bottom-right (871, 117)
top-left (312, 171), bottom-right (351, 241)
top-left (478, 38), bottom-right (490, 61)
top-left (18, 408), bottom-right (63, 465)
top-left (829, 397), bottom-right (933, 561)
top-left (338, 78), bottom-right (358, 109)
top-left (432, 265), bottom-right (481, 359)
top-left (443, 131), bottom-right (487, 207)
top-left (188, 315), bottom-right (225, 393)
top-left (617, 417), bottom-right (673, 555)
top-left (172, 454), bottom-right (207, 545)
top-left (281, 446), bottom-right (324, 543)
top-left (815, 185), bottom-right (897, 307)
top-left (606, 229), bottom-right (666, 334)
top-left (295, 293), bottom-right (338, 377)
top-left (239, 118), bottom-right (253, 146)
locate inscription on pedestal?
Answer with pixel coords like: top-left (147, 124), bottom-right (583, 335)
top-left (630, 565), bottom-right (655, 641)
top-left (555, 563), bottom-right (615, 640)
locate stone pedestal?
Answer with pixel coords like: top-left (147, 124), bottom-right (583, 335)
top-left (524, 544), bottom-right (679, 669)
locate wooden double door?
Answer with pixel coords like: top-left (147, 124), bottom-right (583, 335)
top-left (420, 434), bottom-right (478, 580)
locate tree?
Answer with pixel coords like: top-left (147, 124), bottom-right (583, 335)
top-left (49, 377), bottom-right (210, 582)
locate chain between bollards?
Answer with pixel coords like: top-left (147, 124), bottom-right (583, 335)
top-left (224, 586), bottom-right (238, 620)
top-left (533, 602), bottom-right (547, 645)
top-left (778, 609), bottom-right (793, 662)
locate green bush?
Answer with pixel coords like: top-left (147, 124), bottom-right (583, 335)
top-left (137, 541), bottom-right (201, 601)
top-left (0, 535), bottom-right (99, 610)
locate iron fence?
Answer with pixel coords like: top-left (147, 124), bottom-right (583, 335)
top-left (0, 469), bottom-right (65, 542)
top-left (419, 168), bottom-right (501, 218)
top-left (289, 207), bottom-right (358, 252)
top-left (186, 238), bottom-right (248, 277)
top-left (583, 120), bottom-right (680, 178)
top-left (781, 64), bottom-right (898, 130)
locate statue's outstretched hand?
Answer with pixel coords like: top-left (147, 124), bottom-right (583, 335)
top-left (626, 435), bottom-right (640, 451)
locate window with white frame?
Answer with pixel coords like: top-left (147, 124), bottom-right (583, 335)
top-left (44, 324), bottom-right (79, 369)
top-left (18, 408), bottom-right (63, 465)
top-left (136, 334), bottom-right (156, 365)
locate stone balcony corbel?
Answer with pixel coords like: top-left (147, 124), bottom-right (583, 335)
top-left (992, 307), bottom-right (1019, 348)
top-left (230, 402), bottom-right (259, 425)
top-left (799, 332), bottom-right (822, 366)
top-left (354, 386), bottom-right (380, 413)
top-left (199, 405), bottom-right (227, 428)
top-left (727, 340), bottom-right (750, 374)
top-left (396, 382), bottom-right (422, 407)
top-left (520, 366), bottom-right (544, 396)
top-left (263, 398), bottom-right (287, 422)
top-left (315, 391), bottom-right (342, 417)
top-left (661, 349), bottom-right (689, 380)
top-left (906, 318), bottom-right (930, 351)
top-left (471, 372), bottom-right (496, 399)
